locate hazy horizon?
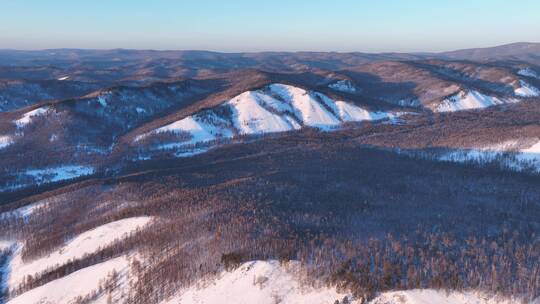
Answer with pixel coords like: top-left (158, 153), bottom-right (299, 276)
top-left (1, 41), bottom-right (539, 54)
top-left (2, 0), bottom-right (540, 52)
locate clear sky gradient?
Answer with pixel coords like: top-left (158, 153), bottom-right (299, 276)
top-left (1, 0), bottom-right (539, 52)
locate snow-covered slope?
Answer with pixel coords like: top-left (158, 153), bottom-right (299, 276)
top-left (14, 107), bottom-right (49, 128)
top-left (138, 84), bottom-right (399, 151)
top-left (163, 260), bottom-right (525, 304)
top-left (517, 67), bottom-right (540, 79)
top-left (7, 255), bottom-right (132, 304)
top-left (163, 260), bottom-right (355, 304)
top-left (371, 289), bottom-right (522, 304)
top-left (228, 90), bottom-right (301, 134)
top-left (435, 90), bottom-right (515, 112)
top-left (514, 80), bottom-right (540, 97)
top-left (7, 216), bottom-right (152, 288)
top-left (0, 198), bottom-right (50, 220)
top-left (435, 139), bottom-right (540, 173)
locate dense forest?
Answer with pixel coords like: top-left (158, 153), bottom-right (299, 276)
top-left (1, 131), bottom-right (538, 303)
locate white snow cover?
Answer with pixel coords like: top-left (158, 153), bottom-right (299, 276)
top-left (0, 240), bottom-right (14, 251)
top-left (153, 113), bottom-right (233, 146)
top-left (25, 165), bottom-right (95, 184)
top-left (436, 90), bottom-right (514, 112)
top-left (163, 260), bottom-right (354, 304)
top-left (163, 261), bottom-right (525, 304)
top-left (517, 67), bottom-right (540, 79)
top-left (7, 256), bottom-right (132, 304)
top-left (515, 140), bottom-right (540, 169)
top-left (0, 240), bottom-right (14, 302)
top-left (97, 93), bottom-right (109, 107)
top-left (227, 91), bottom-right (300, 134)
top-left (335, 101), bottom-right (393, 122)
top-left (14, 107), bottom-right (49, 128)
top-left (328, 80), bottom-right (357, 93)
top-left (0, 135), bottom-right (13, 149)
top-left (0, 165), bottom-right (95, 192)
top-left (0, 200), bottom-right (48, 219)
top-left (514, 80), bottom-right (540, 97)
top-left (135, 106), bottom-right (147, 114)
top-left (7, 216), bottom-right (152, 288)
top-left (370, 289), bottom-right (522, 304)
top-left (437, 139), bottom-right (540, 173)
top-left (269, 84), bottom-right (341, 129)
top-left (138, 84), bottom-right (397, 151)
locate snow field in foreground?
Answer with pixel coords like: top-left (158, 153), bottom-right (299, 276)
top-left (7, 255), bottom-right (132, 304)
top-left (163, 260), bottom-right (527, 304)
top-left (7, 216), bottom-right (152, 288)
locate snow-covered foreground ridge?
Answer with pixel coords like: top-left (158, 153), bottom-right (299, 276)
top-left (136, 84), bottom-right (401, 148)
top-left (370, 290), bottom-right (530, 304)
top-left (7, 216), bottom-right (152, 288)
top-left (7, 255), bottom-right (133, 304)
top-left (163, 260), bottom-right (527, 304)
top-left (4, 216), bottom-right (153, 303)
top-left (163, 260), bottom-right (355, 304)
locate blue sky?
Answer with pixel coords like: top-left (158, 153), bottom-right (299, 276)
top-left (1, 0), bottom-right (539, 52)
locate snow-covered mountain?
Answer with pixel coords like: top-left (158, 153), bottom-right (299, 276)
top-left (135, 84), bottom-right (401, 154)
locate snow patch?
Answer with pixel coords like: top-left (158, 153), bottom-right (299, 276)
top-left (517, 67), bottom-right (540, 79)
top-left (397, 98), bottom-right (421, 107)
top-left (0, 165), bottom-right (95, 194)
top-left (328, 80), bottom-right (357, 93)
top-left (7, 217), bottom-right (152, 289)
top-left (1, 200), bottom-right (48, 220)
top-left (515, 140), bottom-right (540, 169)
top-left (176, 147), bottom-right (209, 158)
top-left (514, 80), bottom-right (540, 97)
top-left (0, 135), bottom-right (13, 149)
top-left (0, 240), bottom-right (14, 252)
top-left (24, 165), bottom-right (95, 184)
top-left (437, 140), bottom-right (540, 173)
top-left (135, 107), bottom-right (146, 114)
top-left (335, 101), bottom-right (393, 122)
top-left (96, 92), bottom-right (112, 107)
top-left (154, 113), bottom-right (233, 146)
top-left (14, 107), bottom-right (49, 128)
top-left (436, 90), bottom-right (514, 112)
top-left (163, 260), bottom-right (354, 304)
